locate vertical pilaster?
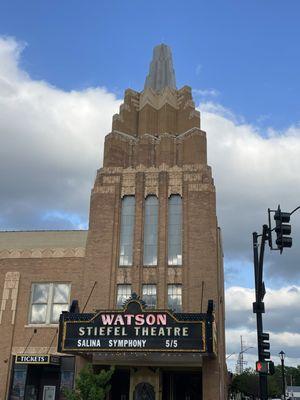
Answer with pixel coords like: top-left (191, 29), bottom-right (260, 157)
top-left (203, 357), bottom-right (222, 400)
top-left (157, 171), bottom-right (168, 308)
top-left (132, 172), bottom-right (145, 295)
top-left (0, 271), bottom-right (20, 400)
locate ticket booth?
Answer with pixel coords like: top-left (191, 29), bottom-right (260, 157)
top-left (9, 355), bottom-right (75, 400)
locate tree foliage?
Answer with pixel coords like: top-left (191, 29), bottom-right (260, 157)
top-left (230, 364), bottom-right (300, 398)
top-left (64, 364), bottom-right (114, 400)
top-left (230, 368), bottom-right (259, 398)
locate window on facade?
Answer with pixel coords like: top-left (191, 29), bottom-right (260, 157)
top-left (142, 284), bottom-right (157, 308)
top-left (168, 195), bottom-right (182, 266)
top-left (143, 195), bottom-right (158, 266)
top-left (29, 283), bottom-right (70, 324)
top-left (167, 284), bottom-right (182, 312)
top-left (116, 284), bottom-right (132, 308)
top-left (119, 196), bottom-right (135, 266)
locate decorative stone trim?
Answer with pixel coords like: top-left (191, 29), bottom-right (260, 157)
top-left (0, 247), bottom-right (86, 259)
top-left (189, 109), bottom-right (200, 119)
top-left (145, 172), bottom-right (159, 197)
top-left (139, 87), bottom-right (178, 110)
top-left (176, 127), bottom-right (205, 141)
top-left (0, 272), bottom-right (20, 324)
top-left (121, 173), bottom-right (136, 197)
top-left (110, 130), bottom-right (137, 143)
top-left (184, 173), bottom-right (202, 182)
top-left (168, 172), bottom-right (183, 197)
top-left (96, 164), bottom-right (214, 198)
top-left (100, 163), bottom-right (208, 175)
top-left (103, 175), bottom-right (120, 184)
top-left (93, 186), bottom-right (115, 195)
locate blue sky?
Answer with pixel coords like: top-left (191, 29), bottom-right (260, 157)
top-left (1, 0), bottom-right (300, 369)
top-left (1, 0), bottom-right (300, 130)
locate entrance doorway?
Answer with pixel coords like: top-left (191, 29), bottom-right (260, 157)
top-left (25, 365), bottom-right (60, 400)
top-left (133, 382), bottom-right (155, 400)
top-left (162, 371), bottom-right (202, 400)
top-left (109, 369), bottom-right (130, 400)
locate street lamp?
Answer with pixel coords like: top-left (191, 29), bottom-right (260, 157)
top-left (279, 350), bottom-right (286, 400)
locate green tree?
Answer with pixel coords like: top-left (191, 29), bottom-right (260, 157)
top-left (230, 364), bottom-right (300, 399)
top-left (64, 364), bottom-right (114, 400)
top-left (268, 364), bottom-right (300, 397)
top-left (230, 368), bottom-right (259, 398)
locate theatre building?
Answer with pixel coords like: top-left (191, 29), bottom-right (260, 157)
top-left (0, 44), bottom-right (226, 400)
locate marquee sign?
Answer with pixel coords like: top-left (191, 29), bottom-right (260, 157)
top-left (58, 296), bottom-right (215, 354)
top-left (15, 354), bottom-right (60, 365)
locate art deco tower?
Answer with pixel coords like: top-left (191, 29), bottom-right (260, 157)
top-left (82, 44), bottom-right (226, 399)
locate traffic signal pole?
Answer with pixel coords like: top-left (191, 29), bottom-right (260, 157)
top-left (253, 227), bottom-right (269, 400)
top-left (253, 206), bottom-right (294, 399)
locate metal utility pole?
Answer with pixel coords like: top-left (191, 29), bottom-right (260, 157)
top-left (235, 336), bottom-right (253, 375)
top-left (253, 227), bottom-right (269, 400)
top-left (236, 336), bottom-right (245, 374)
top-left (253, 205), bottom-right (295, 399)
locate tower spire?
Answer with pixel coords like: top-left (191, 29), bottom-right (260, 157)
top-left (144, 44), bottom-right (176, 92)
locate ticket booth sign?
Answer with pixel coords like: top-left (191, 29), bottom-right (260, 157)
top-left (58, 296), bottom-right (215, 354)
top-left (15, 354), bottom-right (60, 365)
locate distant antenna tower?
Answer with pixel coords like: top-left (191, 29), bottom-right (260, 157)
top-left (235, 336), bottom-right (248, 374)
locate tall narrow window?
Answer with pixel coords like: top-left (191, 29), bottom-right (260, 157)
top-left (119, 196), bottom-right (135, 266)
top-left (142, 284), bottom-right (157, 308)
top-left (116, 284), bottom-right (132, 308)
top-left (143, 195), bottom-right (158, 266)
top-left (168, 195), bottom-right (182, 266)
top-left (167, 284), bottom-right (182, 312)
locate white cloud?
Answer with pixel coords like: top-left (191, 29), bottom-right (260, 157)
top-left (0, 36), bottom-right (121, 229)
top-left (225, 286), bottom-right (300, 366)
top-left (201, 105), bottom-right (300, 282)
top-left (193, 88), bottom-right (220, 98)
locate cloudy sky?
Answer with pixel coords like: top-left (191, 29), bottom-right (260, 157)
top-left (1, 0), bottom-right (300, 371)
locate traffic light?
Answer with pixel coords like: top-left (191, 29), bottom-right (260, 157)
top-left (256, 361), bottom-right (268, 373)
top-left (268, 360), bottom-right (275, 375)
top-left (256, 360), bottom-right (275, 375)
top-left (274, 206), bottom-right (292, 253)
top-left (259, 332), bottom-right (270, 360)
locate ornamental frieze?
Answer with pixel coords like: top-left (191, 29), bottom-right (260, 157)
top-left (103, 175), bottom-right (120, 184)
top-left (0, 247), bottom-right (86, 259)
top-left (93, 186), bottom-right (115, 195)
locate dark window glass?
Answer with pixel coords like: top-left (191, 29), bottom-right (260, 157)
top-left (60, 357), bottom-right (75, 394)
top-left (9, 362), bottom-right (27, 400)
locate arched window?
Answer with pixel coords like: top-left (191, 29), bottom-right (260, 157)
top-left (168, 195), bottom-right (182, 266)
top-left (143, 195), bottom-right (158, 266)
top-left (119, 196), bottom-right (135, 266)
